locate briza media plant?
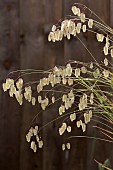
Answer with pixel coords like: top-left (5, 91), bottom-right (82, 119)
top-left (2, 3), bottom-right (113, 168)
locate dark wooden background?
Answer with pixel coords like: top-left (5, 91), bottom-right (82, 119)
top-left (0, 0), bottom-right (113, 170)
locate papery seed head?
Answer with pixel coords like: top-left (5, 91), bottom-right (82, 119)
top-left (2, 83), bottom-right (7, 92)
top-left (67, 126), bottom-right (71, 133)
top-left (26, 132), bottom-right (31, 142)
top-left (67, 33), bottom-right (71, 40)
top-left (71, 6), bottom-right (78, 15)
top-left (93, 68), bottom-right (100, 78)
top-left (82, 24), bottom-right (86, 32)
top-left (75, 68), bottom-right (80, 78)
top-left (36, 135), bottom-right (39, 142)
top-left (103, 46), bottom-right (108, 55)
top-left (90, 93), bottom-right (94, 104)
top-left (33, 129), bottom-right (37, 136)
top-left (52, 25), bottom-right (56, 32)
top-left (81, 66), bottom-right (87, 73)
top-left (88, 19), bottom-right (93, 28)
top-left (32, 97), bottom-right (36, 106)
top-left (31, 141), bottom-right (37, 152)
top-left (77, 121), bottom-right (81, 128)
top-left (96, 33), bottom-right (104, 42)
top-left (77, 8), bottom-right (81, 16)
top-left (77, 23), bottom-right (82, 29)
top-left (59, 124), bottom-right (66, 135)
top-left (59, 106), bottom-right (63, 115)
top-left (62, 78), bottom-right (67, 85)
top-left (103, 70), bottom-right (110, 78)
top-left (62, 94), bottom-right (67, 102)
top-left (35, 126), bottom-right (38, 131)
top-left (52, 96), bottom-right (55, 103)
top-left (62, 144), bottom-right (65, 151)
top-left (89, 110), bottom-right (92, 118)
top-left (104, 58), bottom-right (108, 66)
top-left (39, 140), bottom-right (43, 148)
top-left (70, 113), bottom-right (76, 122)
top-left (110, 49), bottom-right (113, 58)
top-left (73, 29), bottom-right (77, 36)
top-left (29, 127), bottom-right (33, 134)
top-left (82, 123), bottom-right (86, 132)
top-left (90, 62), bottom-right (93, 69)
top-left (48, 32), bottom-right (53, 42)
top-left (81, 13), bottom-right (85, 23)
top-left (66, 143), bottom-right (71, 150)
top-left (62, 122), bottom-right (67, 129)
top-left (37, 96), bottom-right (41, 103)
top-left (68, 78), bottom-right (73, 86)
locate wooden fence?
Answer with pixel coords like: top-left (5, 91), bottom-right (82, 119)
top-left (0, 0), bottom-right (113, 170)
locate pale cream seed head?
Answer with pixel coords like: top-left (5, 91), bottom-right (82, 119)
top-left (75, 68), bottom-right (80, 78)
top-left (104, 58), bottom-right (108, 66)
top-left (38, 95), bottom-right (42, 103)
top-left (82, 24), bottom-right (86, 32)
top-left (70, 113), bottom-right (76, 122)
top-left (89, 110), bottom-right (93, 118)
top-left (52, 96), bottom-right (55, 103)
top-left (110, 49), bottom-right (113, 57)
top-left (31, 141), bottom-right (37, 152)
top-left (71, 6), bottom-right (78, 15)
top-left (82, 123), bottom-right (86, 132)
top-left (48, 32), bottom-right (54, 42)
top-left (33, 129), bottom-right (37, 136)
top-left (37, 84), bottom-right (43, 93)
top-left (26, 132), bottom-right (31, 142)
top-left (77, 121), bottom-right (81, 128)
top-left (67, 126), bottom-right (71, 133)
top-left (39, 140), bottom-right (43, 148)
top-left (35, 126), bottom-right (38, 131)
top-left (68, 78), bottom-right (73, 86)
top-left (62, 144), bottom-right (65, 151)
top-left (2, 83), bottom-right (7, 92)
top-left (81, 13), bottom-right (86, 23)
top-left (77, 8), bottom-right (81, 16)
top-left (103, 70), bottom-right (110, 78)
top-left (66, 143), bottom-right (71, 150)
top-left (90, 62), bottom-right (93, 69)
top-left (62, 78), bottom-right (67, 85)
top-left (81, 66), bottom-right (87, 73)
top-left (88, 19), bottom-right (93, 28)
top-left (59, 106), bottom-right (63, 115)
top-left (103, 46), bottom-right (108, 55)
top-left (62, 94), bottom-right (67, 102)
top-left (36, 135), bottom-right (39, 142)
top-left (96, 33), bottom-right (104, 42)
top-left (29, 127), bottom-right (33, 134)
top-left (32, 97), bottom-right (36, 106)
top-left (52, 25), bottom-right (56, 32)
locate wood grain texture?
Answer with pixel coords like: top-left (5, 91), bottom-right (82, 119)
top-left (63, 1), bottom-right (88, 170)
top-left (110, 0), bottom-right (113, 27)
top-left (43, 1), bottom-right (64, 170)
top-left (0, 1), bottom-right (21, 170)
top-left (19, 1), bottom-right (45, 170)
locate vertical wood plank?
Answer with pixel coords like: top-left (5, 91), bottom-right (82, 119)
top-left (43, 1), bottom-right (65, 170)
top-left (110, 0), bottom-right (113, 27)
top-left (63, 1), bottom-right (88, 170)
top-left (0, 1), bottom-right (21, 170)
top-left (19, 1), bottom-right (45, 170)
